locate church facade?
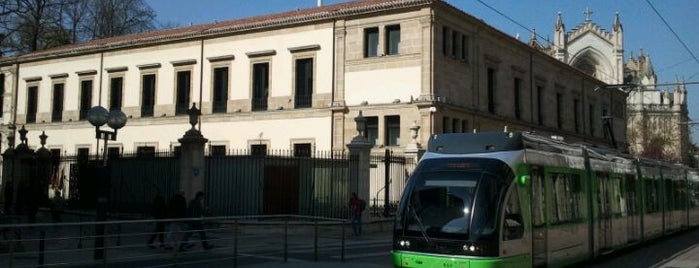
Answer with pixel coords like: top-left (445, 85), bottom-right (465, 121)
top-left (537, 9), bottom-right (691, 164)
top-left (0, 0), bottom-right (626, 158)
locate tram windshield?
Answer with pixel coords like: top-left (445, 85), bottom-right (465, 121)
top-left (396, 157), bottom-right (513, 242)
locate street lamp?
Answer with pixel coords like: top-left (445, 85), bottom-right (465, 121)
top-left (87, 106), bottom-right (127, 165)
top-left (86, 106), bottom-right (126, 260)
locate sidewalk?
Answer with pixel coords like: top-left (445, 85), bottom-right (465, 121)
top-left (653, 243), bottom-right (699, 268)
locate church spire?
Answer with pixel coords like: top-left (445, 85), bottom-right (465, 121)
top-left (555, 11), bottom-right (564, 30)
top-left (613, 12), bottom-right (622, 31)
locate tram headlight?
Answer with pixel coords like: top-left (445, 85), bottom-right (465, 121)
top-left (399, 240), bottom-right (411, 248)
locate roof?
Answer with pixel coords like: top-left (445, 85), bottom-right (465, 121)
top-left (1, 0), bottom-right (433, 63)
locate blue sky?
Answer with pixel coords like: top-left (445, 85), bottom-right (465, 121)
top-left (146, 0), bottom-right (699, 143)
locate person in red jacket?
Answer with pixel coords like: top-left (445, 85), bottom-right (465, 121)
top-left (349, 192), bottom-right (363, 236)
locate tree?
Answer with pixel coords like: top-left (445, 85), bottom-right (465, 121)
top-left (85, 0), bottom-right (155, 40)
top-left (0, 0), bottom-right (155, 56)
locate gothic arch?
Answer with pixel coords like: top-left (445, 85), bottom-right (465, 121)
top-left (569, 47), bottom-right (614, 82)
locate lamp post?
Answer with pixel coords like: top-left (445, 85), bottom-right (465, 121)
top-left (87, 106), bottom-right (127, 165)
top-left (87, 106), bottom-right (126, 260)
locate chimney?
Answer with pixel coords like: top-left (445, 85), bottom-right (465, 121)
top-left (318, 0), bottom-right (322, 7)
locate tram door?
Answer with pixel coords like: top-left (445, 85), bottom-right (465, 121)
top-left (626, 174), bottom-right (640, 242)
top-left (597, 172), bottom-right (613, 251)
top-left (531, 166), bottom-right (548, 267)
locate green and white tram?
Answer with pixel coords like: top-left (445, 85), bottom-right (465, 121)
top-left (392, 132), bottom-right (699, 268)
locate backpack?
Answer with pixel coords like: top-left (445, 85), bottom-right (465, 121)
top-left (359, 199), bottom-right (366, 212)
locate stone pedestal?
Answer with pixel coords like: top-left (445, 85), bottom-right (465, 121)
top-left (347, 110), bottom-right (372, 204)
top-left (178, 128), bottom-right (208, 201)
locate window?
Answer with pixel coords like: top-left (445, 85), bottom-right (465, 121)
top-left (602, 106), bottom-right (610, 140)
top-left (461, 35), bottom-right (469, 61)
top-left (364, 27), bottom-right (379, 57)
top-left (442, 116), bottom-right (450, 133)
top-left (645, 179), bottom-right (659, 213)
top-left (0, 73), bottom-right (4, 114)
top-left (514, 78), bottom-right (521, 120)
top-left (385, 25), bottom-right (401, 55)
top-left (79, 80), bottom-right (92, 120)
top-left (137, 146), bottom-right (156, 157)
top-left (536, 86), bottom-right (543, 125)
top-left (250, 144), bottom-right (267, 156)
top-left (212, 67), bottom-right (228, 113)
top-left (385, 115), bottom-right (400, 146)
top-left (503, 184), bottom-right (524, 241)
top-left (452, 31), bottom-right (458, 57)
top-left (589, 105), bottom-right (595, 136)
top-left (52, 83), bottom-right (64, 122)
top-left (27, 86), bottom-right (38, 123)
top-left (109, 77), bottom-right (123, 110)
top-left (210, 145), bottom-right (226, 156)
top-left (293, 143), bottom-right (312, 157)
top-left (77, 148), bottom-right (89, 163)
top-left (574, 99), bottom-right (580, 133)
top-left (107, 147), bottom-right (121, 159)
top-left (295, 58), bottom-right (313, 108)
top-left (531, 166), bottom-right (545, 227)
top-left (556, 93), bottom-right (563, 129)
top-left (252, 63), bottom-right (269, 111)
top-left (487, 68), bottom-right (496, 114)
top-left (141, 74), bottom-right (156, 117)
top-left (175, 70), bottom-right (191, 115)
top-left (365, 116), bottom-right (378, 146)
top-left (550, 172), bottom-right (583, 224)
top-left (442, 27), bottom-right (449, 56)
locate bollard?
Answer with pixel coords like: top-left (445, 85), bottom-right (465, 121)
top-left (233, 220), bottom-right (238, 268)
top-left (314, 218), bottom-right (318, 261)
top-left (38, 230), bottom-right (45, 266)
top-left (341, 221), bottom-right (346, 262)
top-left (284, 218), bottom-right (288, 263)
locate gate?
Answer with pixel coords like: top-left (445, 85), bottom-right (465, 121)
top-left (369, 149), bottom-right (416, 217)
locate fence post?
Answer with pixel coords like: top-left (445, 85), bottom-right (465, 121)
top-left (38, 230), bottom-right (45, 266)
top-left (383, 149), bottom-right (391, 217)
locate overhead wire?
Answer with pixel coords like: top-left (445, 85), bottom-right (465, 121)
top-left (645, 0), bottom-right (699, 66)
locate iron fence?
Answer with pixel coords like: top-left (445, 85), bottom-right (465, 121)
top-left (369, 149), bottom-right (416, 217)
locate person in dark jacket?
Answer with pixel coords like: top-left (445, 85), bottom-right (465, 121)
top-left (147, 192), bottom-right (167, 248)
top-left (164, 190), bottom-right (187, 250)
top-left (179, 191), bottom-right (212, 251)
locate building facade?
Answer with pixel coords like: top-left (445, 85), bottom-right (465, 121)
top-left (0, 0), bottom-right (627, 158)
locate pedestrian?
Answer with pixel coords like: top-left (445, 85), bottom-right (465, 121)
top-left (164, 190), bottom-right (187, 250)
top-left (51, 190), bottom-right (66, 223)
top-left (147, 191), bottom-right (167, 248)
top-left (179, 191), bottom-right (213, 251)
top-left (348, 192), bottom-right (365, 236)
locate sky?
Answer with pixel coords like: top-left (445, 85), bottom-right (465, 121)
top-left (146, 0), bottom-right (699, 143)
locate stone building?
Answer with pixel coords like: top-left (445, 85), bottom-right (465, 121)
top-left (0, 0), bottom-right (626, 158)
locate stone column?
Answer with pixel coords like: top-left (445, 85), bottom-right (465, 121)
top-left (346, 111), bottom-right (372, 204)
top-left (178, 104), bottom-right (208, 201)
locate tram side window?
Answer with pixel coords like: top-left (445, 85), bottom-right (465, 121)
top-left (625, 174), bottom-right (637, 216)
top-left (645, 179), bottom-right (660, 213)
top-left (691, 181), bottom-right (699, 208)
top-left (664, 179), bottom-right (675, 211)
top-left (610, 177), bottom-right (624, 217)
top-left (550, 172), bottom-right (583, 224)
top-left (532, 166), bottom-right (545, 227)
top-left (503, 184), bottom-right (524, 241)
top-left (674, 180), bottom-right (686, 210)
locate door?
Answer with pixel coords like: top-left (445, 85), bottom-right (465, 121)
top-left (531, 166), bottom-right (548, 267)
top-left (263, 161), bottom-right (300, 214)
top-left (597, 172), bottom-right (613, 251)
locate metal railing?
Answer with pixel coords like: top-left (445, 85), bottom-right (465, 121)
top-left (0, 214), bottom-right (351, 268)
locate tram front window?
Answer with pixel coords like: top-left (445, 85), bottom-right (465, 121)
top-left (397, 158), bottom-right (512, 242)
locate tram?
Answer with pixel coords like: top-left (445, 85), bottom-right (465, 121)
top-left (392, 132), bottom-right (699, 268)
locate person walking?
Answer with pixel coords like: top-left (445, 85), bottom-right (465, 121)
top-left (179, 191), bottom-right (213, 251)
top-left (349, 192), bottom-right (364, 236)
top-left (51, 190), bottom-right (66, 223)
top-left (164, 190), bottom-right (187, 250)
top-left (147, 192), bottom-right (167, 248)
